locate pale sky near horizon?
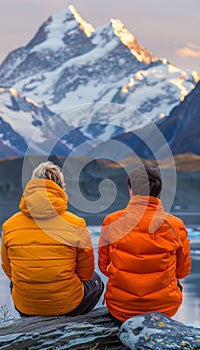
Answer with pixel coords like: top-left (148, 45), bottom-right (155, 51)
top-left (0, 0), bottom-right (200, 73)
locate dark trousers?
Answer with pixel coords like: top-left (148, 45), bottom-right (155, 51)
top-left (64, 271), bottom-right (104, 316)
top-left (11, 271), bottom-right (104, 318)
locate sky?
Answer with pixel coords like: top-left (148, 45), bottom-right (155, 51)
top-left (0, 0), bottom-right (200, 73)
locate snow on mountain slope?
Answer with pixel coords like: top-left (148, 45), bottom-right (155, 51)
top-left (0, 88), bottom-right (92, 157)
top-left (1, 5), bottom-right (198, 137)
top-left (105, 82), bottom-right (200, 160)
top-left (0, 116), bottom-right (27, 158)
top-left (0, 88), bottom-right (47, 145)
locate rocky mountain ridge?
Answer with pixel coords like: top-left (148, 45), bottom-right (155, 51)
top-left (0, 5), bottom-right (199, 159)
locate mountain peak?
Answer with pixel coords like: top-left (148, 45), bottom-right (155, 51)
top-left (111, 18), bottom-right (157, 64)
top-left (0, 5), bottom-right (197, 146)
top-left (69, 5), bottom-right (95, 37)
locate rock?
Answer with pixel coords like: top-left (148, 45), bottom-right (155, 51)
top-left (118, 312), bottom-right (200, 349)
top-left (1, 308), bottom-right (200, 349)
top-left (0, 307), bottom-right (127, 350)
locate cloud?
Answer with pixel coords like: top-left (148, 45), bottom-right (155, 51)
top-left (176, 43), bottom-right (200, 58)
top-left (187, 42), bottom-right (200, 50)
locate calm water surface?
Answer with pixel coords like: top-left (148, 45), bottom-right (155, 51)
top-left (0, 226), bottom-right (200, 327)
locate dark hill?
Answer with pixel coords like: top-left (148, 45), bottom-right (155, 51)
top-left (0, 156), bottom-right (200, 226)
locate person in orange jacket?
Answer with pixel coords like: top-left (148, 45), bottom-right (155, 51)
top-left (98, 165), bottom-right (191, 324)
top-left (1, 161), bottom-right (104, 317)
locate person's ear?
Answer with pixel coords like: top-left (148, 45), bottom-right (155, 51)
top-left (129, 188), bottom-right (134, 198)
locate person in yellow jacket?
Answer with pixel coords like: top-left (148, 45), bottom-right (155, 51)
top-left (1, 161), bottom-right (104, 317)
top-left (98, 165), bottom-right (191, 325)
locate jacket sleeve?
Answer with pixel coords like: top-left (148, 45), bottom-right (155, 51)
top-left (75, 219), bottom-right (94, 282)
top-left (176, 224), bottom-right (191, 280)
top-left (98, 217), bottom-right (110, 277)
top-left (1, 224), bottom-right (12, 280)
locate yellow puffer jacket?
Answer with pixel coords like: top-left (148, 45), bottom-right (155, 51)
top-left (1, 179), bottom-right (94, 316)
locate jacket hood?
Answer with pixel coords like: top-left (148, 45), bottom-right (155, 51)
top-left (20, 179), bottom-right (68, 219)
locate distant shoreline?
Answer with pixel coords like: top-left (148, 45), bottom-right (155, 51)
top-left (0, 202), bottom-right (200, 227)
top-left (0, 156), bottom-right (200, 226)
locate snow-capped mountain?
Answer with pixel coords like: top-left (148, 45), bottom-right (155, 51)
top-left (0, 88), bottom-right (93, 157)
top-left (0, 5), bottom-right (198, 141)
top-left (105, 81), bottom-right (200, 160)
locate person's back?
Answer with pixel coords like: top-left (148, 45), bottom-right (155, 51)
top-left (2, 161), bottom-right (103, 316)
top-left (98, 165), bottom-right (191, 323)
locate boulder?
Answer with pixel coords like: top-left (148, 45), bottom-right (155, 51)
top-left (1, 308), bottom-right (200, 349)
top-left (119, 312), bottom-right (200, 349)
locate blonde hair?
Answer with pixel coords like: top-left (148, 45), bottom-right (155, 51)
top-left (32, 161), bottom-right (65, 190)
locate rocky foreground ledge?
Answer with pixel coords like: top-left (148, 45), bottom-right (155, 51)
top-left (0, 307), bottom-right (200, 350)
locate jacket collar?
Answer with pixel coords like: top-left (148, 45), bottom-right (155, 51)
top-left (126, 195), bottom-right (166, 233)
top-left (127, 195), bottom-right (164, 212)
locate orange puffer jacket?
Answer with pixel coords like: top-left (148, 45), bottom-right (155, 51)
top-left (98, 195), bottom-right (191, 322)
top-left (1, 179), bottom-right (94, 316)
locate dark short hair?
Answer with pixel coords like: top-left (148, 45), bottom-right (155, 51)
top-left (128, 165), bottom-right (162, 198)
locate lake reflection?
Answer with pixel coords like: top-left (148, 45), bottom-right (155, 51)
top-left (174, 255), bottom-right (200, 327)
top-left (0, 231), bottom-right (200, 327)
